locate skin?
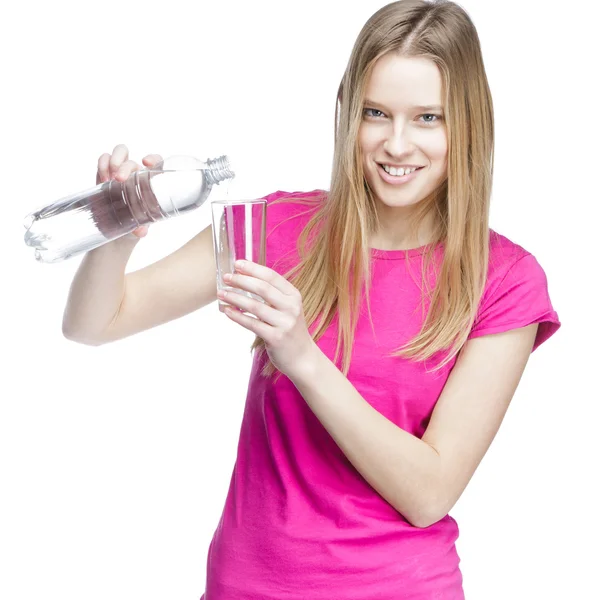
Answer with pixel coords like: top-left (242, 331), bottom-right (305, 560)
top-left (358, 54), bottom-right (449, 250)
top-left (220, 261), bottom-right (539, 528)
top-left (96, 144), bottom-right (164, 238)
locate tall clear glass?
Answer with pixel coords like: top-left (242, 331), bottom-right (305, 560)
top-left (211, 199), bottom-right (267, 313)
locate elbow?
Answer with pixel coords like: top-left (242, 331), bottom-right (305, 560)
top-left (62, 324), bottom-right (77, 342)
top-left (62, 326), bottom-right (105, 346)
top-left (410, 496), bottom-right (451, 529)
top-left (403, 483), bottom-right (449, 529)
top-left (410, 508), bottom-right (446, 529)
top-left (406, 508), bottom-right (437, 529)
top-left (394, 498), bottom-right (437, 529)
top-left (62, 318), bottom-right (82, 343)
top-left (407, 505), bottom-right (445, 529)
top-left (410, 451), bottom-right (450, 528)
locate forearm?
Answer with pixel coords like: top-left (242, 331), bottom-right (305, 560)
top-left (289, 346), bottom-right (442, 528)
top-left (62, 235), bottom-right (140, 343)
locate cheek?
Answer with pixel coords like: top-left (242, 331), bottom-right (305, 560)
top-left (359, 137), bottom-right (372, 171)
top-left (358, 126), bottom-right (377, 153)
top-left (428, 137), bottom-right (448, 181)
top-left (429, 132), bottom-right (448, 161)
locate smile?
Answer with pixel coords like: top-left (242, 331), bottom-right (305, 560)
top-left (377, 163), bottom-right (424, 185)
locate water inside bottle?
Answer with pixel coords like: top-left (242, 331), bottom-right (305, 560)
top-left (24, 160), bottom-right (232, 263)
top-left (24, 186), bottom-right (114, 263)
top-left (23, 172), bottom-right (160, 263)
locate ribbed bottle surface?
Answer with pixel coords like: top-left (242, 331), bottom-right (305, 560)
top-left (205, 156), bottom-right (235, 186)
top-left (23, 154), bottom-right (236, 263)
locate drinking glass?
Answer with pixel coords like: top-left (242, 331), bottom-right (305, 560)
top-left (211, 199), bottom-right (267, 313)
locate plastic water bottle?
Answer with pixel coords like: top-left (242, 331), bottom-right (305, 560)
top-left (23, 155), bottom-right (235, 263)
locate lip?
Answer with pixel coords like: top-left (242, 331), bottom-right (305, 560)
top-left (377, 164), bottom-right (424, 185)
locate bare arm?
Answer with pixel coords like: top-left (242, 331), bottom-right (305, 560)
top-left (63, 223), bottom-right (217, 345)
top-left (62, 144), bottom-right (217, 346)
top-left (62, 233), bottom-right (141, 344)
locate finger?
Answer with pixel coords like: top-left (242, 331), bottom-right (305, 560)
top-left (223, 304), bottom-right (273, 339)
top-left (234, 260), bottom-right (298, 296)
top-left (109, 144), bottom-right (129, 178)
top-left (132, 225), bottom-right (149, 237)
top-left (225, 272), bottom-right (286, 310)
top-left (227, 267), bottom-right (300, 312)
top-left (114, 159), bottom-right (141, 182)
top-left (220, 289), bottom-right (284, 327)
top-left (97, 153), bottom-right (111, 183)
top-left (142, 154), bottom-right (164, 168)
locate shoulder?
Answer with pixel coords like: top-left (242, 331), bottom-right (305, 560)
top-left (470, 228), bottom-right (561, 352)
top-left (488, 228), bottom-right (530, 268)
top-left (485, 228), bottom-right (548, 295)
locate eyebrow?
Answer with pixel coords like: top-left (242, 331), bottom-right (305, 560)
top-left (364, 99), bottom-right (444, 111)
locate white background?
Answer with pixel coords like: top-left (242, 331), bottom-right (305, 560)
top-left (1, 1), bottom-right (598, 598)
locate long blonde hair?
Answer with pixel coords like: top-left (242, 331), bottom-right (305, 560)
top-left (251, 0), bottom-right (494, 379)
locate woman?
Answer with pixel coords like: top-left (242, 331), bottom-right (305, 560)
top-left (65, 1), bottom-right (561, 598)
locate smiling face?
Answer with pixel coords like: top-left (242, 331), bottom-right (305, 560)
top-left (358, 53), bottom-right (448, 244)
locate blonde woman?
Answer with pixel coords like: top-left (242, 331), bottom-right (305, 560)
top-left (65, 1), bottom-right (561, 598)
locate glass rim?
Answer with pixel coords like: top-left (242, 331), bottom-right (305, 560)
top-left (210, 199), bottom-right (267, 205)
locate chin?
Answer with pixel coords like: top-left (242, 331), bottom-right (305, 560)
top-left (375, 192), bottom-right (424, 209)
top-left (366, 178), bottom-right (426, 208)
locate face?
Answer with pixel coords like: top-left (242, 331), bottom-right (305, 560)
top-left (358, 54), bottom-right (448, 216)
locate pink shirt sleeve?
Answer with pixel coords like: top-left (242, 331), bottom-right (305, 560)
top-left (467, 253), bottom-right (561, 352)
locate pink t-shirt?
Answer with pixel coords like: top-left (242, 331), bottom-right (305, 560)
top-left (201, 190), bottom-right (561, 600)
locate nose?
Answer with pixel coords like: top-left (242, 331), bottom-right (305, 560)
top-left (383, 124), bottom-right (414, 157)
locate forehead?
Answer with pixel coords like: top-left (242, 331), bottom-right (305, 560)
top-left (365, 54), bottom-right (443, 108)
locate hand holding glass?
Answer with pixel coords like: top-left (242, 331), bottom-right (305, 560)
top-left (211, 199), bottom-right (267, 313)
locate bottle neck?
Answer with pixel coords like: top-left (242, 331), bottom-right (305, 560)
top-left (204, 155), bottom-right (235, 185)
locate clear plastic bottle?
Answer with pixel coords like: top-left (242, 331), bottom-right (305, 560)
top-left (23, 155), bottom-right (235, 263)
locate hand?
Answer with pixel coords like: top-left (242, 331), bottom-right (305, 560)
top-left (218, 260), bottom-right (318, 379)
top-left (96, 143), bottom-right (164, 238)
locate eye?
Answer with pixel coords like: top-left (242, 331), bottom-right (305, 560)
top-left (363, 108), bottom-right (385, 119)
top-left (419, 114), bottom-right (443, 125)
top-left (363, 108), bottom-right (444, 125)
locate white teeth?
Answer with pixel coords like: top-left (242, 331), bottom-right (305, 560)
top-left (382, 165), bottom-right (418, 176)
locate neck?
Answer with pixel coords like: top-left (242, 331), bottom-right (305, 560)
top-left (369, 209), bottom-right (436, 251)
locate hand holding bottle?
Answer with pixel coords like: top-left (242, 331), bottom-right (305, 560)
top-left (96, 144), bottom-right (164, 239)
top-left (24, 145), bottom-right (234, 263)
